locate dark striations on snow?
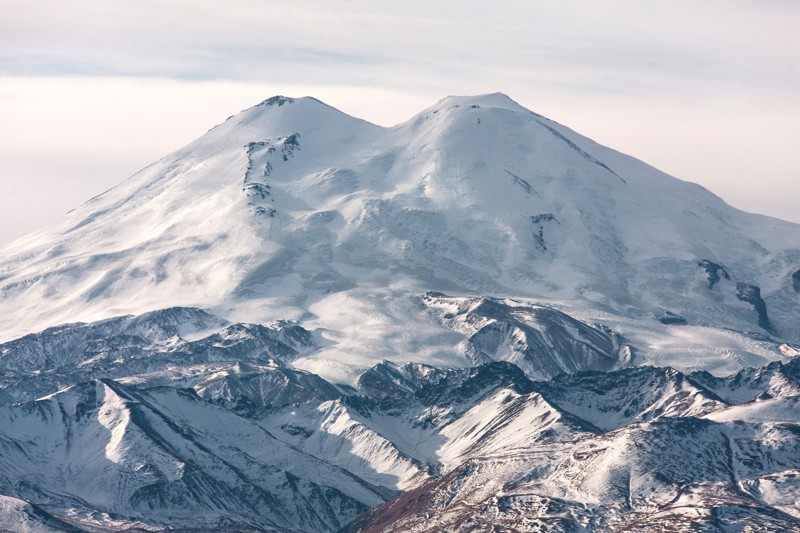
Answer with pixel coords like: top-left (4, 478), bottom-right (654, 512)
top-left (529, 213), bottom-right (560, 251)
top-left (698, 259), bottom-right (731, 289)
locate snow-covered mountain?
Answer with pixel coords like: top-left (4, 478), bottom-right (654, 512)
top-left (1, 93), bottom-right (798, 380)
top-left (2, 313), bottom-right (800, 531)
top-left (1, 93), bottom-right (800, 531)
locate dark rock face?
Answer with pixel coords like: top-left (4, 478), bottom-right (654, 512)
top-left (657, 310), bottom-right (688, 325)
top-left (698, 259), bottom-right (730, 289)
top-left (505, 169), bottom-right (535, 195)
top-left (258, 95), bottom-right (294, 107)
top-left (792, 269), bottom-right (800, 293)
top-left (736, 282), bottom-right (772, 331)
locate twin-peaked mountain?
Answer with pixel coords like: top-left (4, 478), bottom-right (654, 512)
top-left (0, 93), bottom-right (798, 380)
top-left (1, 93), bottom-right (800, 531)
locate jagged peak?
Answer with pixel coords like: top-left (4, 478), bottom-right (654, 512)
top-left (256, 95), bottom-right (296, 107)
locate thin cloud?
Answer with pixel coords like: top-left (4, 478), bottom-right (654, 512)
top-left (2, 2), bottom-right (797, 94)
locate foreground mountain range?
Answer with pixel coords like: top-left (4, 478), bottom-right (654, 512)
top-left (1, 305), bottom-right (800, 531)
top-left (1, 93), bottom-right (799, 531)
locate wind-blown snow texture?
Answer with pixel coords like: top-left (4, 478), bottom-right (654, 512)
top-left (1, 93), bottom-right (799, 531)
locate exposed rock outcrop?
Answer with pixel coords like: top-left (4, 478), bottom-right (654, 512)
top-left (736, 282), bottom-right (771, 331)
top-left (698, 259), bottom-right (730, 289)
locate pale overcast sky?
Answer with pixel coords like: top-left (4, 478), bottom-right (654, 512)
top-left (1, 1), bottom-right (798, 245)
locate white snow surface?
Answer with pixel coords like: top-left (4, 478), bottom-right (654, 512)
top-left (0, 495), bottom-right (78, 533)
top-left (1, 93), bottom-right (799, 383)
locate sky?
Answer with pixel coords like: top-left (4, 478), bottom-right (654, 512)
top-left (1, 1), bottom-right (798, 245)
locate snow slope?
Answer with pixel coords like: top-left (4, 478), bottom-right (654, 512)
top-left (1, 94), bottom-right (798, 382)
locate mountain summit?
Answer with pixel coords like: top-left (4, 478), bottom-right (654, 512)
top-left (1, 94), bottom-right (798, 380)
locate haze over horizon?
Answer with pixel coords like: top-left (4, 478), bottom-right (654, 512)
top-left (1, 1), bottom-right (798, 245)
